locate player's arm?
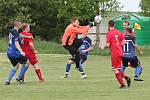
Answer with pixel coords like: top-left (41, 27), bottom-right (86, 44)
top-left (134, 44), bottom-right (143, 55)
top-left (101, 32), bottom-right (110, 50)
top-left (20, 34), bottom-right (33, 39)
top-left (29, 42), bottom-right (37, 54)
top-left (72, 26), bottom-right (90, 35)
top-left (133, 37), bottom-right (143, 55)
top-left (15, 41), bottom-right (25, 56)
top-left (82, 46), bottom-right (93, 53)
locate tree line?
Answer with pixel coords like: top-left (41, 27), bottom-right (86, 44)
top-left (0, 0), bottom-right (148, 42)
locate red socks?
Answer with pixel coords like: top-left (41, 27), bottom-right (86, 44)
top-left (35, 69), bottom-right (43, 80)
top-left (119, 70), bottom-right (126, 78)
top-left (115, 73), bottom-right (124, 86)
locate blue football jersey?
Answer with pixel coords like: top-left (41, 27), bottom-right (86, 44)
top-left (79, 38), bottom-right (91, 57)
top-left (123, 35), bottom-right (136, 58)
top-left (7, 28), bottom-right (22, 58)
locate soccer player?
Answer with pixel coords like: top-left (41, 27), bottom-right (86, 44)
top-left (101, 20), bottom-right (131, 88)
top-left (5, 20), bottom-right (28, 85)
top-left (123, 21), bottom-right (135, 37)
top-left (64, 36), bottom-right (93, 79)
top-left (121, 27), bottom-right (143, 81)
top-left (123, 20), bottom-right (143, 54)
top-left (62, 17), bottom-right (92, 69)
top-left (18, 23), bottom-right (44, 82)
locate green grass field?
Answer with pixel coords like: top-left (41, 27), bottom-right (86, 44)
top-left (0, 54), bottom-right (150, 100)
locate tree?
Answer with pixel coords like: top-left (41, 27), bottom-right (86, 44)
top-left (0, 0), bottom-right (122, 42)
top-left (140, 0), bottom-right (150, 16)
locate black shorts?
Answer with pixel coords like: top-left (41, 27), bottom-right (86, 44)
top-left (69, 55), bottom-right (87, 64)
top-left (122, 56), bottom-right (140, 68)
top-left (8, 56), bottom-right (27, 66)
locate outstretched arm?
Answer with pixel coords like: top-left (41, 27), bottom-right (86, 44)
top-left (20, 34), bottom-right (33, 39)
top-left (135, 44), bottom-right (143, 55)
top-left (82, 46), bottom-right (93, 53)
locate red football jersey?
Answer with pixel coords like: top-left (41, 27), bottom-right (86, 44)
top-left (20, 32), bottom-right (33, 52)
top-left (106, 29), bottom-right (124, 57)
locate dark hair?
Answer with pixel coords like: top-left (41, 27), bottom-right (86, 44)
top-left (84, 36), bottom-right (92, 45)
top-left (14, 19), bottom-right (21, 27)
top-left (126, 27), bottom-right (132, 33)
top-left (123, 20), bottom-right (130, 26)
top-left (108, 20), bottom-right (114, 27)
top-left (70, 17), bottom-right (78, 23)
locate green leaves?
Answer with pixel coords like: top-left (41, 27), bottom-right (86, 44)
top-left (0, 0), bottom-right (122, 41)
top-left (140, 0), bottom-right (150, 16)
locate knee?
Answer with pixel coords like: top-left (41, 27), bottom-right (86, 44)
top-left (112, 68), bottom-right (119, 74)
top-left (67, 60), bottom-right (74, 64)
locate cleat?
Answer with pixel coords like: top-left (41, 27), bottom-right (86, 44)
top-left (5, 81), bottom-right (10, 85)
top-left (16, 77), bottom-right (24, 84)
top-left (64, 75), bottom-right (68, 78)
top-left (80, 75), bottom-right (87, 79)
top-left (125, 77), bottom-right (131, 87)
top-left (75, 67), bottom-right (79, 70)
top-left (119, 85), bottom-right (126, 89)
top-left (134, 77), bottom-right (144, 81)
top-left (39, 79), bottom-right (45, 82)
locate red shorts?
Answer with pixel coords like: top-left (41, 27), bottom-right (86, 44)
top-left (111, 55), bottom-right (122, 70)
top-left (25, 51), bottom-right (38, 65)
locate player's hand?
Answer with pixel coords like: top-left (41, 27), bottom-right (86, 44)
top-left (34, 50), bottom-right (38, 54)
top-left (21, 52), bottom-right (25, 56)
top-left (140, 51), bottom-right (144, 55)
top-left (89, 22), bottom-right (94, 28)
top-left (30, 36), bottom-right (34, 39)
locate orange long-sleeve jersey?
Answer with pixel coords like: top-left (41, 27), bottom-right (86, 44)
top-left (62, 24), bottom-right (90, 46)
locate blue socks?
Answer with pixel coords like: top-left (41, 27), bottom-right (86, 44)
top-left (7, 69), bottom-right (16, 81)
top-left (65, 64), bottom-right (71, 75)
top-left (18, 64), bottom-right (28, 79)
top-left (135, 65), bottom-right (142, 77)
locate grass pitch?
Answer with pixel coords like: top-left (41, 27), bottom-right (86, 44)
top-left (0, 54), bottom-right (150, 100)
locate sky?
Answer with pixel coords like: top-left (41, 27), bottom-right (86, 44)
top-left (118, 0), bottom-right (141, 12)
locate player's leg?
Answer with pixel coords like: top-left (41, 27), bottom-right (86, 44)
top-left (33, 63), bottom-right (44, 81)
top-left (111, 56), bottom-right (131, 88)
top-left (22, 60), bottom-right (30, 81)
top-left (118, 57), bottom-right (131, 87)
top-left (113, 68), bottom-right (125, 88)
top-left (130, 56), bottom-right (143, 81)
top-left (5, 57), bottom-right (19, 85)
top-left (28, 52), bottom-right (44, 81)
top-left (120, 57), bottom-right (128, 73)
top-left (71, 39), bottom-right (83, 69)
top-left (64, 58), bottom-right (74, 78)
top-left (79, 56), bottom-right (87, 79)
top-left (16, 56), bottom-right (28, 83)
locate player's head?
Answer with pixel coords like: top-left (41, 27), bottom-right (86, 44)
top-left (70, 17), bottom-right (80, 27)
top-left (108, 20), bottom-right (114, 27)
top-left (126, 27), bottom-right (132, 35)
top-left (14, 20), bottom-right (22, 29)
top-left (22, 23), bottom-right (30, 32)
top-left (123, 21), bottom-right (130, 30)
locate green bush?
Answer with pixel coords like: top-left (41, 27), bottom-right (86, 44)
top-left (1, 38), bottom-right (150, 56)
